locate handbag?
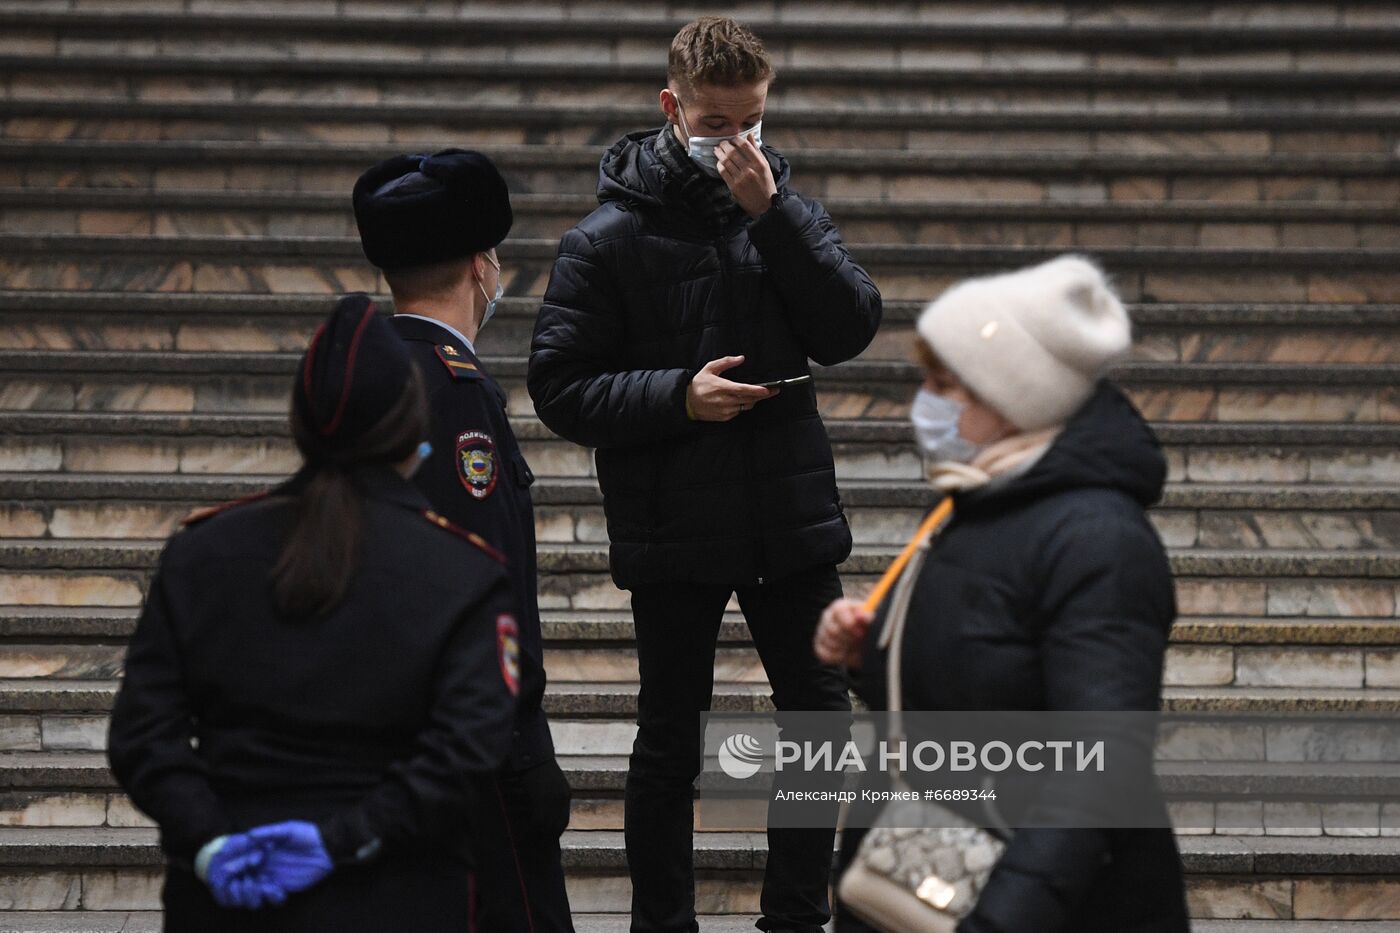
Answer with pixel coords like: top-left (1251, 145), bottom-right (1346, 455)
top-left (837, 500), bottom-right (1011, 933)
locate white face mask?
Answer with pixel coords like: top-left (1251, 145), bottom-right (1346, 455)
top-left (477, 251), bottom-right (503, 329)
top-left (910, 388), bottom-right (981, 465)
top-left (677, 102), bottom-right (762, 178)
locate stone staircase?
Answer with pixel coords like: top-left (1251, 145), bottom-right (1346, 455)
top-left (1, 0), bottom-right (1399, 928)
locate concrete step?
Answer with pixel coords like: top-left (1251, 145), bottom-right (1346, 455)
top-left (3, 753), bottom-right (1399, 809)
top-left (0, 629), bottom-right (1398, 691)
top-left (5, 672), bottom-right (1400, 714)
top-left (0, 606), bottom-right (1395, 687)
top-left (7, 188), bottom-right (1400, 250)
top-left (2, 753), bottom-right (1400, 839)
top-left (0, 828), bottom-right (1390, 919)
top-left (0, 915), bottom-right (159, 933)
top-left (5, 139), bottom-right (1396, 204)
top-left (3, 233), bottom-right (1398, 294)
top-left (8, 62), bottom-right (1396, 120)
top-left (1, 681), bottom-right (1398, 764)
top-left (5, 676), bottom-right (1400, 719)
top-left (2, 413), bottom-right (1395, 487)
top-left (6, 4), bottom-right (1400, 42)
top-left (1, 539), bottom-right (1395, 581)
top-left (7, 560), bottom-right (1393, 622)
top-left (8, 50), bottom-right (1400, 92)
top-left (4, 292), bottom-right (1396, 368)
top-left (1, 608), bottom-right (1394, 649)
top-left (7, 56), bottom-right (1400, 121)
top-left (1, 625), bottom-right (1399, 691)
top-left (8, 104), bottom-right (1400, 166)
top-left (3, 349), bottom-right (1394, 424)
top-left (6, 99), bottom-right (1400, 161)
top-left (3, 239), bottom-right (1397, 308)
top-left (2, 474), bottom-right (1395, 552)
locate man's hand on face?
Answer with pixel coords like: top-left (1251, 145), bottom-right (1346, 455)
top-left (687, 355), bottom-right (778, 422)
top-left (715, 135), bottom-right (778, 219)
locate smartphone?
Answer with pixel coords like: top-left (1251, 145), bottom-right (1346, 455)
top-left (755, 375), bottom-right (814, 390)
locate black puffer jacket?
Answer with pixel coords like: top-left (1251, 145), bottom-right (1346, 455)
top-left (528, 129), bottom-right (882, 588)
top-left (839, 381), bottom-right (1190, 933)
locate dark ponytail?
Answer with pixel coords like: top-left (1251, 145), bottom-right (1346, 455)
top-left (273, 366), bottom-right (429, 618)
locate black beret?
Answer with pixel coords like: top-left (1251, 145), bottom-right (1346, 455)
top-left (352, 148), bottom-right (513, 271)
top-left (293, 294), bottom-right (414, 450)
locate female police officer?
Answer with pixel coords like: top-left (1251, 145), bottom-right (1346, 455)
top-left (108, 294), bottom-right (521, 930)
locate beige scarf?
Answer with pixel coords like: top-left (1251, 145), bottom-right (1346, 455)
top-left (927, 428), bottom-right (1062, 493)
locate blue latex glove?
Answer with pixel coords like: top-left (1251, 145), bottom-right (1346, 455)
top-left (246, 820), bottom-right (335, 896)
top-left (203, 833), bottom-right (281, 910)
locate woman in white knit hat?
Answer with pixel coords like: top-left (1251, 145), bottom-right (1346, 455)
top-left (817, 256), bottom-right (1190, 933)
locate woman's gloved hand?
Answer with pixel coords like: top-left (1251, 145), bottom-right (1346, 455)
top-left (194, 820), bottom-right (334, 909)
top-left (197, 833), bottom-right (285, 910)
top-left (245, 821), bottom-right (335, 895)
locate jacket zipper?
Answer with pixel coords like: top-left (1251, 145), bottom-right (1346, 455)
top-left (718, 225), bottom-right (767, 585)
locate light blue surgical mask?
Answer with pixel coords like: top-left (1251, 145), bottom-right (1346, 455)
top-left (477, 251), bottom-right (503, 329)
top-left (910, 388), bottom-right (980, 465)
top-left (407, 440), bottom-right (433, 478)
top-left (678, 102), bottom-right (763, 178)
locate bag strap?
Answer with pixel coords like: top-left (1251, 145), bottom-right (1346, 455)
top-left (873, 499), bottom-right (952, 787)
top-left (863, 498), bottom-right (953, 615)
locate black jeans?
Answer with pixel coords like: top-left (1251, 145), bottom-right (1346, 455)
top-left (625, 564), bottom-right (853, 933)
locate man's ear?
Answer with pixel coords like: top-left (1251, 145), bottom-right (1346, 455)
top-left (659, 87), bottom-right (681, 126)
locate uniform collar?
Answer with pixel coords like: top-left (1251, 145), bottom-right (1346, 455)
top-left (392, 313), bottom-right (476, 356)
top-left (277, 463), bottom-right (432, 513)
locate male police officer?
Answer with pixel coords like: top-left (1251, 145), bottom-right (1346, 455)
top-left (354, 149), bottom-right (574, 933)
top-left (529, 17), bottom-right (881, 933)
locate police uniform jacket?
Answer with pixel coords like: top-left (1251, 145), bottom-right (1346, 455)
top-left (391, 315), bottom-right (553, 771)
top-left (107, 466), bottom-right (520, 930)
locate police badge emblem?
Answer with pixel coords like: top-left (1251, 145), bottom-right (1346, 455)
top-left (456, 430), bottom-right (498, 499)
top-left (496, 614), bottom-right (521, 696)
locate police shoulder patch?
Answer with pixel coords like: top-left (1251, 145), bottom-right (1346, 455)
top-left (456, 430), bottom-right (498, 500)
top-left (433, 344), bottom-right (482, 381)
top-left (181, 491), bottom-right (271, 527)
top-left (496, 613), bottom-right (521, 697)
top-left (421, 510), bottom-right (506, 564)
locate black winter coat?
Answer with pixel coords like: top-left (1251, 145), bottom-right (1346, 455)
top-left (840, 382), bottom-right (1190, 933)
top-left (108, 467), bottom-right (518, 932)
top-left (528, 129), bottom-right (882, 588)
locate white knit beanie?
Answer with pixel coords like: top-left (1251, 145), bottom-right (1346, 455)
top-left (915, 255), bottom-right (1132, 431)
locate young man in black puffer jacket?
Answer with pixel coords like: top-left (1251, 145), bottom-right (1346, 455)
top-left (528, 16), bottom-right (882, 933)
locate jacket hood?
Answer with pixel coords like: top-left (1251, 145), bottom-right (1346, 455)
top-left (596, 127), bottom-right (792, 210)
top-left (958, 380), bottom-right (1167, 513)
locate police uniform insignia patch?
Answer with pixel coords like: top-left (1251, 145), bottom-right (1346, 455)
top-left (456, 430), bottom-right (498, 500)
top-left (433, 344), bottom-right (481, 379)
top-left (497, 614), bottom-right (521, 696)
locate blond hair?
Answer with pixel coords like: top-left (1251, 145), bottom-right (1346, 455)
top-left (668, 16), bottom-right (774, 96)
